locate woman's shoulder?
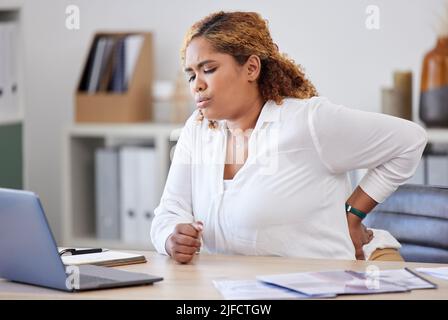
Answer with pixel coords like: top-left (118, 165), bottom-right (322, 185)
top-left (277, 96), bottom-right (334, 121)
top-left (281, 96), bottom-right (332, 109)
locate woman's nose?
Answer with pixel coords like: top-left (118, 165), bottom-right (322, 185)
top-left (194, 78), bottom-right (207, 92)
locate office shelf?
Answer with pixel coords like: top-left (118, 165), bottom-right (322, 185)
top-left (62, 123), bottom-right (182, 250)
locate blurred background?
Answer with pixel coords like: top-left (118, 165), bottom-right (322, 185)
top-left (0, 0), bottom-right (447, 249)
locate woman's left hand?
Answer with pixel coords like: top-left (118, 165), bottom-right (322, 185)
top-left (347, 215), bottom-right (374, 260)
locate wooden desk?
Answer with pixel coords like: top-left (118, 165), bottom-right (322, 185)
top-left (0, 251), bottom-right (447, 299)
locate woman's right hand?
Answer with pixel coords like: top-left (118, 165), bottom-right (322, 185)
top-left (165, 222), bottom-right (203, 263)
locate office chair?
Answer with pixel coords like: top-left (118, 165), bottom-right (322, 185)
top-left (365, 184), bottom-right (448, 263)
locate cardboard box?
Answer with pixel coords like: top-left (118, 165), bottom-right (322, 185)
top-left (75, 32), bottom-right (153, 123)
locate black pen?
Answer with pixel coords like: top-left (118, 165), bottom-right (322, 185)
top-left (59, 248), bottom-right (104, 256)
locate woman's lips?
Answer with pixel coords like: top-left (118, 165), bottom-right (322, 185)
top-left (196, 98), bottom-right (211, 109)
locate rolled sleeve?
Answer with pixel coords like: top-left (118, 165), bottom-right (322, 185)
top-left (308, 96), bottom-right (428, 203)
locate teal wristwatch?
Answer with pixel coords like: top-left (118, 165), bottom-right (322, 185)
top-left (345, 203), bottom-right (367, 220)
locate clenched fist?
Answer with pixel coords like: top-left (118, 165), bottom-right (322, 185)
top-left (165, 222), bottom-right (203, 263)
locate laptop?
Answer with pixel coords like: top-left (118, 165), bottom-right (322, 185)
top-left (0, 188), bottom-right (163, 292)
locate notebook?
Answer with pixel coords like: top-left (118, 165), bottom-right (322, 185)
top-left (59, 248), bottom-right (147, 267)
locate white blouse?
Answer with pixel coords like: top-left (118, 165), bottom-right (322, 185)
top-left (150, 97), bottom-right (427, 260)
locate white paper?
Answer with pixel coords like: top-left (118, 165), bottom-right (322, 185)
top-left (212, 279), bottom-right (314, 300)
top-left (375, 269), bottom-right (436, 290)
top-left (416, 267), bottom-right (448, 281)
top-left (257, 270), bottom-right (410, 297)
top-left (124, 35), bottom-right (144, 87)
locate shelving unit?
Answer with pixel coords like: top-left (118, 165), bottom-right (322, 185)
top-left (420, 128), bottom-right (448, 186)
top-left (426, 129), bottom-right (448, 144)
top-left (62, 123), bottom-right (182, 250)
top-left (0, 4), bottom-right (24, 190)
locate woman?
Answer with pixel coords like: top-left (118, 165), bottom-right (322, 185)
top-left (150, 11), bottom-right (427, 263)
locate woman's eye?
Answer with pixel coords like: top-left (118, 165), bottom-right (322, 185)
top-left (204, 67), bottom-right (216, 74)
top-left (186, 67), bottom-right (216, 82)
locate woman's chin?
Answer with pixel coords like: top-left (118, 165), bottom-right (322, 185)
top-left (199, 107), bottom-right (224, 122)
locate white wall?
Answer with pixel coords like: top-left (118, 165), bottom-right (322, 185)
top-left (20, 0), bottom-right (445, 242)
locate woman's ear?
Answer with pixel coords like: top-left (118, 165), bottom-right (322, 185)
top-left (245, 55), bottom-right (261, 82)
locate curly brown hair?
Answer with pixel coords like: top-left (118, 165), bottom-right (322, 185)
top-left (181, 11), bottom-right (318, 128)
